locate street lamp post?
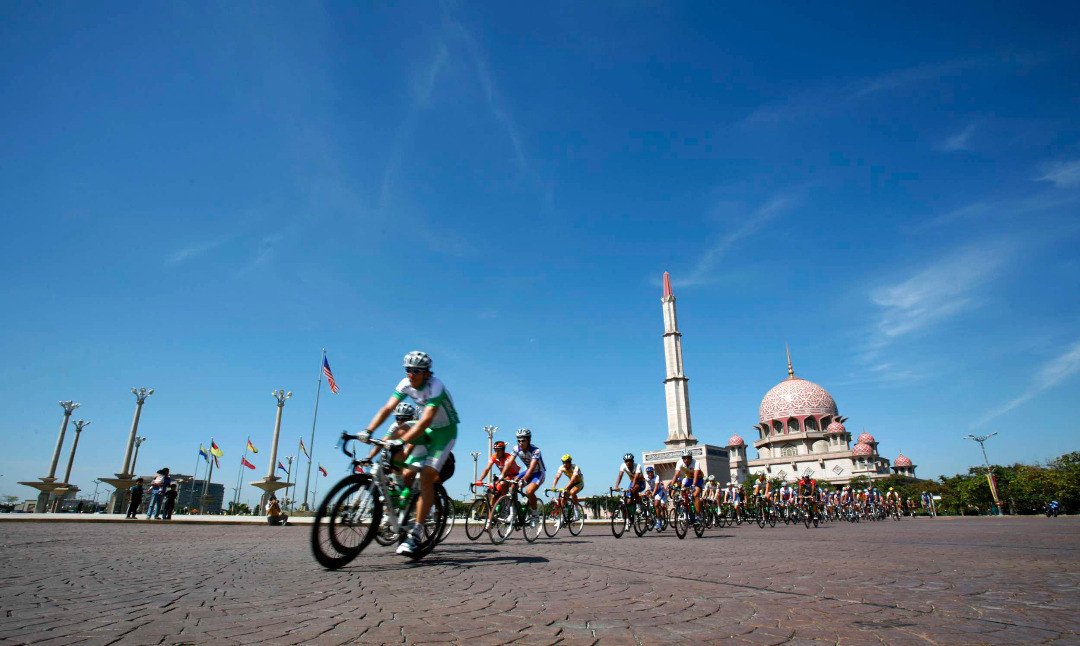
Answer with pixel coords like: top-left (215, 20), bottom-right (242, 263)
top-left (91, 479), bottom-right (102, 509)
top-left (131, 437), bottom-right (147, 476)
top-left (252, 390), bottom-right (292, 510)
top-left (470, 451), bottom-right (481, 493)
top-left (61, 420), bottom-right (90, 491)
top-left (965, 433), bottom-right (1003, 515)
top-left (47, 401), bottom-right (80, 482)
top-left (119, 388), bottom-right (154, 478)
top-left (482, 426), bottom-right (498, 483)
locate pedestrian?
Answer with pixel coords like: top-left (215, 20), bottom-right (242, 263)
top-left (126, 478), bottom-right (144, 519)
top-left (161, 483), bottom-right (178, 520)
top-left (266, 495), bottom-right (288, 526)
top-left (146, 468), bottom-right (171, 519)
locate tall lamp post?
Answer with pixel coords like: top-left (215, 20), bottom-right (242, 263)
top-left (20, 400), bottom-right (80, 512)
top-left (470, 451), bottom-right (481, 496)
top-left (965, 432), bottom-right (1002, 515)
top-left (251, 390), bottom-right (292, 509)
top-left (131, 436), bottom-right (147, 476)
top-left (119, 388), bottom-right (154, 478)
top-left (482, 426), bottom-right (498, 483)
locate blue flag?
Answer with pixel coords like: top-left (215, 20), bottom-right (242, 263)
top-left (198, 446), bottom-right (209, 462)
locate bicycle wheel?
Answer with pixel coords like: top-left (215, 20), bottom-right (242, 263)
top-left (490, 495), bottom-right (515, 545)
top-left (767, 508), bottom-right (777, 528)
top-left (465, 498), bottom-right (490, 541)
top-left (312, 474), bottom-right (380, 570)
top-left (522, 506), bottom-right (541, 543)
top-left (632, 501), bottom-right (649, 537)
top-left (373, 514), bottom-right (399, 547)
top-left (757, 506), bottom-right (766, 529)
top-left (437, 487), bottom-right (455, 543)
top-left (673, 501), bottom-right (689, 539)
top-left (803, 505), bottom-right (812, 528)
top-left (543, 501), bottom-right (563, 538)
top-left (397, 485), bottom-right (447, 561)
top-left (568, 503), bottom-right (585, 536)
top-left (610, 504), bottom-right (627, 538)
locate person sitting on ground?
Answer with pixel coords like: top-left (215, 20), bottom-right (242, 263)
top-left (266, 495), bottom-right (288, 526)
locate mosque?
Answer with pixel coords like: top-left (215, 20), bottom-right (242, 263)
top-left (643, 272), bottom-right (916, 486)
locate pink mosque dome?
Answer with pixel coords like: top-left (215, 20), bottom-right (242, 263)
top-left (826, 420), bottom-right (846, 434)
top-left (727, 434), bottom-right (745, 447)
top-left (857, 432), bottom-right (876, 445)
top-left (894, 454), bottom-right (913, 467)
top-left (758, 377), bottom-right (838, 423)
top-left (851, 442), bottom-right (873, 457)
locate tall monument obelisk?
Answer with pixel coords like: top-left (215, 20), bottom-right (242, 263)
top-left (661, 271), bottom-right (697, 447)
top-left (644, 272), bottom-right (729, 481)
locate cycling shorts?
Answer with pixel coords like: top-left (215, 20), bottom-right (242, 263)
top-left (404, 424), bottom-right (457, 472)
top-left (520, 470), bottom-right (545, 487)
top-left (653, 489), bottom-right (668, 502)
top-left (682, 477), bottom-right (704, 490)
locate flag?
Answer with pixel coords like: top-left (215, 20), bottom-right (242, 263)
top-left (278, 461), bottom-right (288, 474)
top-left (246, 439), bottom-right (258, 454)
top-left (213, 455), bottom-right (220, 469)
top-left (323, 356), bottom-right (339, 394)
top-left (318, 464), bottom-right (328, 477)
top-left (241, 457), bottom-right (256, 470)
top-left (198, 446), bottom-right (209, 462)
top-left (210, 441), bottom-right (224, 458)
top-left (299, 438), bottom-right (309, 458)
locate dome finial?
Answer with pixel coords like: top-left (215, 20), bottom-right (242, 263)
top-left (786, 342), bottom-right (795, 378)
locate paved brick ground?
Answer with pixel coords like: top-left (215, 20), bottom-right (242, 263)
top-left (0, 516), bottom-right (1077, 645)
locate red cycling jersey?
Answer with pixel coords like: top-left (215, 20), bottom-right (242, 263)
top-left (489, 453), bottom-right (520, 478)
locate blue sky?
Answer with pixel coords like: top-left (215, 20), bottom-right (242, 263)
top-left (2, 2), bottom-right (1078, 506)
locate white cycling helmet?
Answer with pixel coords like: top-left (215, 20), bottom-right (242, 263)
top-left (393, 402), bottom-right (417, 419)
top-left (622, 453), bottom-right (635, 462)
top-left (681, 449), bottom-right (693, 458)
top-left (707, 475), bottom-right (716, 482)
top-left (403, 350), bottom-right (432, 370)
top-left (515, 428), bottom-right (532, 440)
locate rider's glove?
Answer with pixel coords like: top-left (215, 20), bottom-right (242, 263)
top-left (357, 430), bottom-right (371, 443)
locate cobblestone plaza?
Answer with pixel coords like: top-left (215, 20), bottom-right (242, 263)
top-left (1, 516), bottom-right (1077, 645)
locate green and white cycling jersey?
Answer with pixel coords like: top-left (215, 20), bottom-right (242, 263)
top-left (392, 376), bottom-right (460, 430)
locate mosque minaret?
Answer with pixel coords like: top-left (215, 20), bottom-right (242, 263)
top-left (661, 271), bottom-right (697, 447)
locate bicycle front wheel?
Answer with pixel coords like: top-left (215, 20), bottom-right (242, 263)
top-left (610, 504), bottom-right (627, 538)
top-left (490, 495), bottom-right (515, 545)
top-left (568, 503), bottom-right (585, 536)
top-left (632, 501), bottom-right (649, 537)
top-left (543, 501), bottom-right (563, 538)
top-left (465, 498), bottom-right (490, 541)
top-left (522, 506), bottom-right (541, 543)
top-left (436, 487), bottom-right (455, 543)
top-left (312, 474), bottom-right (381, 570)
top-left (673, 501), bottom-right (689, 539)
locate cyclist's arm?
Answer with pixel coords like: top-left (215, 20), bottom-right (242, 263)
top-left (397, 405), bottom-right (437, 444)
top-left (614, 469), bottom-right (624, 489)
top-left (551, 468), bottom-right (563, 487)
top-left (477, 460), bottom-right (494, 483)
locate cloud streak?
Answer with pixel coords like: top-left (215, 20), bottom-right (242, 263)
top-left (868, 240), bottom-right (1014, 343)
top-left (167, 237), bottom-right (231, 265)
top-left (1038, 160), bottom-right (1080, 189)
top-left (975, 341), bottom-right (1080, 426)
top-left (940, 124), bottom-right (976, 152)
top-left (677, 194), bottom-right (799, 287)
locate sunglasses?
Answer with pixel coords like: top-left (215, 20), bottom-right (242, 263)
top-left (405, 367), bottom-right (425, 375)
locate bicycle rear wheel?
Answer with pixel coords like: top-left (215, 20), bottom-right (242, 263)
top-left (632, 501), bottom-right (649, 537)
top-left (437, 487), bottom-right (455, 543)
top-left (568, 503), bottom-right (585, 536)
top-left (522, 506), bottom-right (541, 543)
top-left (465, 498), bottom-right (490, 541)
top-left (312, 474), bottom-right (381, 570)
top-left (398, 485), bottom-right (448, 560)
top-left (490, 495), bottom-right (515, 544)
top-left (673, 501), bottom-right (689, 539)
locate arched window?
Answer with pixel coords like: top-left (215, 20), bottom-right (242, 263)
top-left (772, 421), bottom-right (783, 435)
top-left (787, 419), bottom-right (800, 434)
top-left (781, 445), bottom-right (798, 458)
top-left (805, 417), bottom-right (819, 432)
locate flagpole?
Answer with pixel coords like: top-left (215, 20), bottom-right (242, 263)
top-left (201, 437), bottom-right (216, 514)
top-left (303, 348), bottom-right (325, 510)
top-left (234, 441), bottom-right (248, 509)
top-left (190, 450), bottom-right (202, 513)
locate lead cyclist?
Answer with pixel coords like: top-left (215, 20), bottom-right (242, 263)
top-left (360, 350), bottom-right (459, 556)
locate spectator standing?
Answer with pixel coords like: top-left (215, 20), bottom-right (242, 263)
top-left (146, 468), bottom-right (172, 519)
top-left (161, 483), bottom-right (178, 520)
top-left (126, 478), bottom-right (144, 519)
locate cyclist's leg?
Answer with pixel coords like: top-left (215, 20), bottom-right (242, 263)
top-left (404, 427), bottom-right (455, 527)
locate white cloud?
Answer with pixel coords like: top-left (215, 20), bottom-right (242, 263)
top-left (1038, 160), bottom-right (1080, 189)
top-left (940, 124), bottom-right (976, 152)
top-left (869, 241), bottom-right (1013, 341)
top-left (676, 194), bottom-right (799, 287)
top-left (167, 237), bottom-right (231, 265)
top-left (975, 341), bottom-right (1080, 426)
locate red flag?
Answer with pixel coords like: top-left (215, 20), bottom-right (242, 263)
top-left (241, 457), bottom-right (256, 470)
top-left (318, 464), bottom-right (328, 477)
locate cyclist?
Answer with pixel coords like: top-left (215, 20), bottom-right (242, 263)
top-left (669, 449), bottom-right (704, 520)
top-left (476, 440), bottom-right (520, 500)
top-left (797, 476), bottom-right (817, 519)
top-left (364, 401), bottom-right (417, 466)
top-left (703, 475), bottom-right (720, 504)
top-left (724, 481), bottom-right (743, 514)
top-left (752, 474), bottom-right (771, 506)
top-left (614, 453), bottom-right (645, 503)
top-left (361, 350), bottom-right (459, 556)
top-left (644, 465), bottom-right (668, 530)
top-left (511, 428), bottom-right (545, 526)
top-left (551, 454), bottom-right (584, 506)
top-left (885, 487), bottom-right (901, 514)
